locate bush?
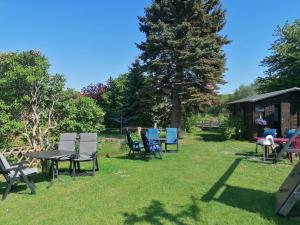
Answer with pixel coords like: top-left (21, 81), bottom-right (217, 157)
top-left (221, 115), bottom-right (243, 140)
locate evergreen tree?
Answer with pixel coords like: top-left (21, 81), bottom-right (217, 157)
top-left (256, 20), bottom-right (300, 93)
top-left (138, 0), bottom-right (229, 129)
top-left (123, 60), bottom-right (154, 126)
top-left (102, 75), bottom-right (127, 128)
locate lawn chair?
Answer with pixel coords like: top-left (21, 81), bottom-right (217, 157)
top-left (50, 133), bottom-right (77, 174)
top-left (263, 135), bottom-right (280, 160)
top-left (256, 128), bottom-right (277, 153)
top-left (141, 131), bottom-right (162, 160)
top-left (165, 128), bottom-right (179, 152)
top-left (146, 128), bottom-right (160, 145)
top-left (287, 136), bottom-right (300, 163)
top-left (71, 133), bottom-right (99, 176)
top-left (0, 154), bottom-right (37, 200)
top-left (126, 130), bottom-right (144, 158)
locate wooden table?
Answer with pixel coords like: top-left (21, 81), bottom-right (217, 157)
top-left (255, 137), bottom-right (289, 160)
top-left (25, 150), bottom-right (75, 181)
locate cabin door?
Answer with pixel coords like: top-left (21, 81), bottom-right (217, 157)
top-left (274, 104), bottom-right (281, 136)
top-left (281, 102), bottom-right (290, 137)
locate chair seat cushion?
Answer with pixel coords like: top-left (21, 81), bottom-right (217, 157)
top-left (149, 145), bottom-right (162, 153)
top-left (9, 167), bottom-right (38, 178)
top-left (72, 153), bottom-right (93, 161)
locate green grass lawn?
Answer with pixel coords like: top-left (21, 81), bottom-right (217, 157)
top-left (1, 130), bottom-right (300, 225)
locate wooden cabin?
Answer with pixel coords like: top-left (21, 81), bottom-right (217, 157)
top-left (228, 87), bottom-right (300, 139)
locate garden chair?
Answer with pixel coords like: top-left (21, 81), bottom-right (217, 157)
top-left (255, 128), bottom-right (277, 153)
top-left (71, 133), bottom-right (99, 176)
top-left (262, 135), bottom-right (280, 160)
top-left (50, 133), bottom-right (77, 174)
top-left (146, 128), bottom-right (160, 145)
top-left (0, 154), bottom-right (37, 200)
top-left (141, 131), bottom-right (162, 160)
top-left (165, 128), bottom-right (179, 152)
top-left (286, 136), bottom-right (300, 163)
top-left (126, 130), bottom-right (144, 158)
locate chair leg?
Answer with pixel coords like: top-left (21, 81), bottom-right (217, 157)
top-left (72, 161), bottom-right (76, 177)
top-left (2, 177), bottom-right (15, 200)
top-left (68, 160), bottom-right (73, 173)
top-left (20, 170), bottom-right (36, 194)
top-left (256, 144), bottom-right (258, 153)
top-left (92, 159), bottom-right (96, 176)
top-left (95, 157), bottom-right (99, 171)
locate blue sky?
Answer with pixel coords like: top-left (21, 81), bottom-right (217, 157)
top-left (0, 0), bottom-right (299, 94)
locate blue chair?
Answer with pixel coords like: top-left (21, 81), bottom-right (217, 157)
top-left (126, 131), bottom-right (144, 158)
top-left (141, 132), bottom-right (162, 160)
top-left (146, 128), bottom-right (160, 145)
top-left (165, 128), bottom-right (178, 152)
top-left (263, 129), bottom-right (277, 137)
top-left (285, 129), bottom-right (300, 139)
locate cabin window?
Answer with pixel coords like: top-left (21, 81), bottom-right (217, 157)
top-left (255, 105), bottom-right (264, 112)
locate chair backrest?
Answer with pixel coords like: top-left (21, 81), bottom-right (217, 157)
top-left (60, 133), bottom-right (77, 141)
top-left (141, 132), bottom-right (150, 153)
top-left (58, 141), bottom-right (76, 152)
top-left (147, 128), bottom-right (159, 140)
top-left (79, 133), bottom-right (97, 155)
top-left (58, 133), bottom-right (77, 152)
top-left (126, 131), bottom-right (134, 149)
top-left (0, 154), bottom-right (11, 171)
top-left (292, 136), bottom-right (300, 149)
top-left (0, 154), bottom-right (12, 180)
top-left (265, 135), bottom-right (276, 149)
top-left (286, 129), bottom-right (296, 139)
top-left (166, 128), bottom-right (178, 143)
top-left (263, 129), bottom-right (277, 138)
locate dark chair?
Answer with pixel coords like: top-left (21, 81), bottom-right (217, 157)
top-left (126, 130), bottom-right (144, 158)
top-left (0, 154), bottom-right (37, 200)
top-left (141, 132), bottom-right (162, 160)
top-left (165, 128), bottom-right (179, 152)
top-left (71, 133), bottom-right (99, 176)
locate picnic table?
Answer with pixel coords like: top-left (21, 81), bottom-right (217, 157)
top-left (255, 137), bottom-right (289, 144)
top-left (25, 150), bottom-right (75, 181)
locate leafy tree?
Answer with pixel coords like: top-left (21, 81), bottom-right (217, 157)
top-left (256, 20), bottom-right (300, 93)
top-left (0, 101), bottom-right (21, 148)
top-left (0, 51), bottom-right (65, 150)
top-left (81, 83), bottom-right (108, 107)
top-left (228, 84), bottom-right (257, 102)
top-left (55, 89), bottom-right (105, 134)
top-left (138, 0), bottom-right (229, 129)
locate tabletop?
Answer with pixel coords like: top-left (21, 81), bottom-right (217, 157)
top-left (25, 150), bottom-right (75, 160)
top-left (255, 137), bottom-right (289, 143)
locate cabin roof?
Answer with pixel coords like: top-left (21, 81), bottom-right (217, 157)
top-left (228, 87), bottom-right (300, 104)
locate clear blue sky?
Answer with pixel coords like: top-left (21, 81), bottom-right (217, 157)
top-left (0, 0), bottom-right (299, 94)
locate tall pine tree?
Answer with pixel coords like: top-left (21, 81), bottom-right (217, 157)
top-left (123, 60), bottom-right (153, 126)
top-left (138, 0), bottom-right (229, 129)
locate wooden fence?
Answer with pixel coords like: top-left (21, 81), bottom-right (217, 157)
top-left (1, 146), bottom-right (40, 167)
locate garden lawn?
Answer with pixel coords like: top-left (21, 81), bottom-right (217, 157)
top-left (1, 130), bottom-right (300, 225)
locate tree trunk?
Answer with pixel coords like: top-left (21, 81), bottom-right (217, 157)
top-left (170, 88), bottom-right (182, 131)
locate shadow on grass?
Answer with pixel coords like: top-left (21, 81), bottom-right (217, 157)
top-left (202, 158), bottom-right (300, 224)
top-left (122, 196), bottom-right (200, 225)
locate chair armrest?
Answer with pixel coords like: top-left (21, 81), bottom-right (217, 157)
top-left (11, 161), bottom-right (30, 167)
top-left (2, 166), bottom-right (22, 172)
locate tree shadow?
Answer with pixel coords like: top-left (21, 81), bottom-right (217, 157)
top-left (122, 196), bottom-right (200, 225)
top-left (202, 158), bottom-right (300, 224)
